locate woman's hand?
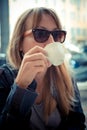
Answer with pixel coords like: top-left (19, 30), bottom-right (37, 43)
top-left (15, 46), bottom-right (50, 89)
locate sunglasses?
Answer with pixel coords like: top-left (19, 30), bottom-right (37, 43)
top-left (24, 28), bottom-right (67, 43)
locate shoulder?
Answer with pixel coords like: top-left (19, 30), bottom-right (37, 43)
top-left (71, 77), bottom-right (84, 113)
top-left (0, 63), bottom-right (17, 77)
top-left (0, 64), bottom-right (17, 87)
top-left (71, 77), bottom-right (80, 95)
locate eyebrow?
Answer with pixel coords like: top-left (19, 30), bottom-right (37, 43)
top-left (35, 26), bottom-right (59, 31)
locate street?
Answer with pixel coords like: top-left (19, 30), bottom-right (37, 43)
top-left (78, 82), bottom-right (87, 130)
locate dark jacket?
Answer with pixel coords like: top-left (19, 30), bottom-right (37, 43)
top-left (0, 64), bottom-right (86, 130)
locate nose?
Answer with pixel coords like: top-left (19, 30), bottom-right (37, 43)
top-left (48, 34), bottom-right (54, 43)
top-left (43, 34), bottom-right (54, 48)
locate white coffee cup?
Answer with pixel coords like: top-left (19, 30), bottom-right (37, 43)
top-left (44, 42), bottom-right (65, 66)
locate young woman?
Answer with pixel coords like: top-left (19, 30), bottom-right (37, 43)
top-left (0, 7), bottom-right (86, 130)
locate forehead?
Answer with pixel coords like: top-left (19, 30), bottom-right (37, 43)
top-left (25, 14), bottom-right (34, 30)
top-left (38, 14), bottom-right (57, 29)
top-left (25, 12), bottom-right (57, 30)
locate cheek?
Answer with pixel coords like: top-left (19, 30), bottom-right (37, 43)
top-left (22, 37), bottom-right (36, 53)
top-left (21, 37), bottom-right (45, 53)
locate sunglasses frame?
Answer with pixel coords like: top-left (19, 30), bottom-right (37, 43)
top-left (24, 28), bottom-right (67, 43)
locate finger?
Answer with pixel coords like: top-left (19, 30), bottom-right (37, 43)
top-left (24, 59), bottom-right (46, 69)
top-left (23, 53), bottom-right (49, 67)
top-left (26, 46), bottom-right (47, 56)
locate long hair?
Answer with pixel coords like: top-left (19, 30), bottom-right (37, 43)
top-left (43, 64), bottom-right (74, 122)
top-left (7, 7), bottom-right (74, 122)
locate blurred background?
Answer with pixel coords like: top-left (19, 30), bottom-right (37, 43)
top-left (0, 0), bottom-right (87, 129)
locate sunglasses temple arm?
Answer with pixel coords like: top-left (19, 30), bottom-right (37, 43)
top-left (24, 30), bottom-right (32, 37)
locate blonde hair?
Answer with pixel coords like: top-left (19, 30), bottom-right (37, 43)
top-left (7, 7), bottom-right (74, 122)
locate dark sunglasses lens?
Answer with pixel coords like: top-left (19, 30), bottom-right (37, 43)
top-left (33, 29), bottom-right (49, 43)
top-left (53, 31), bottom-right (66, 43)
